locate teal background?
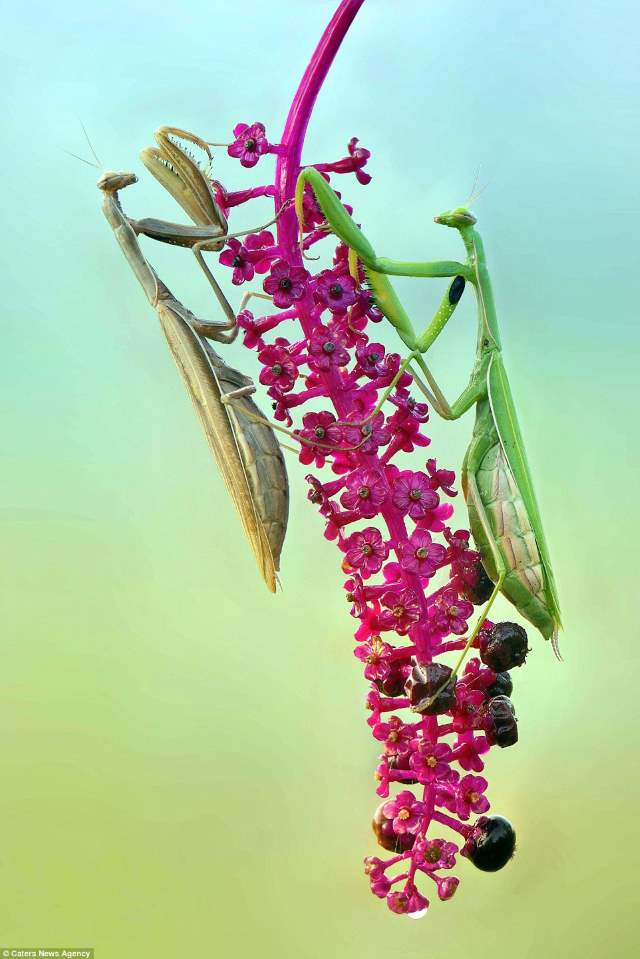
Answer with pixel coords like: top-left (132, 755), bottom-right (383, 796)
top-left (2, 1), bottom-right (639, 955)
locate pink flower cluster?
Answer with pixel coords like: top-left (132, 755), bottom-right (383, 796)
top-left (211, 0), bottom-right (524, 917)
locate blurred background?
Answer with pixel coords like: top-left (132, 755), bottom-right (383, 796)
top-left (1, 1), bottom-right (639, 955)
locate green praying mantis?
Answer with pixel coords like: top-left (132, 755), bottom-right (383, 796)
top-left (295, 168), bottom-right (562, 669)
top-left (96, 128), bottom-right (290, 592)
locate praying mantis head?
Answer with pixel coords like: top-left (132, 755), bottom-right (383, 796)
top-left (433, 207), bottom-right (477, 229)
top-left (97, 171), bottom-right (138, 193)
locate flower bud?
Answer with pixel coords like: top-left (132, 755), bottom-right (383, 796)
top-left (483, 695), bottom-right (518, 747)
top-left (436, 875), bottom-right (460, 900)
top-left (372, 801), bottom-right (415, 852)
top-left (480, 621), bottom-right (529, 671)
top-left (463, 815), bottom-right (516, 872)
top-left (405, 662), bottom-right (456, 715)
top-left (486, 671), bottom-right (513, 699)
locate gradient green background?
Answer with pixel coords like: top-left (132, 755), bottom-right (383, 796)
top-left (2, 1), bottom-right (639, 955)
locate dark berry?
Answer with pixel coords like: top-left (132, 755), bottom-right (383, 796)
top-left (460, 561), bottom-right (495, 604)
top-left (463, 815), bottom-right (516, 872)
top-left (405, 662), bottom-right (456, 715)
top-left (372, 802), bottom-right (415, 853)
top-left (483, 695), bottom-right (518, 747)
top-left (486, 671), bottom-right (513, 698)
top-left (480, 621), bottom-right (529, 671)
top-left (375, 662), bottom-right (409, 697)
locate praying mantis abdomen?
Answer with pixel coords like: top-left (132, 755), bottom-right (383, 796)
top-left (205, 342), bottom-right (289, 576)
top-left (462, 402), bottom-right (558, 646)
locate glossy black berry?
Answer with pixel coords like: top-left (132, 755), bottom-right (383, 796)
top-left (405, 662), bottom-right (456, 715)
top-left (486, 671), bottom-right (513, 699)
top-left (460, 562), bottom-right (495, 604)
top-left (480, 621), bottom-right (529, 671)
top-left (464, 815), bottom-right (516, 872)
top-left (484, 695), bottom-right (518, 747)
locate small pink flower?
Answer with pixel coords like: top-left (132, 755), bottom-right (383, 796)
top-left (263, 259), bottom-right (309, 308)
top-left (392, 470), bottom-right (440, 520)
top-left (227, 121), bottom-right (270, 167)
top-left (297, 411), bottom-right (343, 465)
top-left (409, 740), bottom-right (452, 784)
top-left (342, 410), bottom-right (391, 454)
top-left (340, 467), bottom-right (387, 518)
top-left (426, 457), bottom-right (457, 497)
top-left (398, 529), bottom-right (447, 577)
top-left (454, 735), bottom-right (490, 772)
top-left (343, 527), bottom-right (389, 577)
top-left (431, 588), bottom-right (474, 635)
top-left (308, 323), bottom-right (350, 371)
top-left (356, 340), bottom-right (387, 378)
top-left (258, 342), bottom-right (299, 392)
top-left (243, 230), bottom-right (276, 273)
top-left (219, 238), bottom-right (256, 285)
top-left (382, 790), bottom-right (424, 835)
top-left (378, 587), bottom-right (421, 635)
top-left (413, 837), bottom-right (458, 870)
top-left (373, 715), bottom-right (413, 757)
top-left (314, 269), bottom-right (358, 313)
top-left (455, 775), bottom-right (490, 820)
top-left (354, 637), bottom-right (393, 682)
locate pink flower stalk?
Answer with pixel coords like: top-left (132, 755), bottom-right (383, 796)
top-left (210, 0), bottom-right (522, 916)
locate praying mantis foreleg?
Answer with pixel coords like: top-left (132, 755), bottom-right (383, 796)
top-left (296, 168), bottom-right (562, 661)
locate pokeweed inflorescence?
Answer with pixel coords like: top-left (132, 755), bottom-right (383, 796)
top-left (212, 0), bottom-right (528, 917)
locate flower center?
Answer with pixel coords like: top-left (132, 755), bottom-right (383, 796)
top-left (392, 605), bottom-right (405, 618)
top-left (447, 605), bottom-right (459, 617)
top-left (245, 137), bottom-right (256, 150)
top-left (397, 809), bottom-right (411, 821)
top-left (426, 755), bottom-right (437, 768)
top-left (232, 255), bottom-right (243, 267)
top-left (469, 791), bottom-right (480, 803)
top-left (409, 488), bottom-right (422, 501)
top-left (314, 426), bottom-right (326, 439)
top-left (388, 731), bottom-right (398, 742)
top-left (415, 547), bottom-right (428, 559)
top-left (424, 846), bottom-right (440, 864)
top-left (323, 341), bottom-right (336, 354)
top-left (361, 424), bottom-right (372, 437)
top-left (329, 283), bottom-right (343, 298)
top-left (279, 277), bottom-right (292, 290)
top-left (361, 544), bottom-right (373, 556)
top-left (368, 352), bottom-right (380, 363)
top-left (271, 363), bottom-right (283, 376)
top-left (358, 486), bottom-right (370, 499)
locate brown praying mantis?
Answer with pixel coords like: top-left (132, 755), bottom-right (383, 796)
top-left (97, 128), bottom-right (290, 592)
